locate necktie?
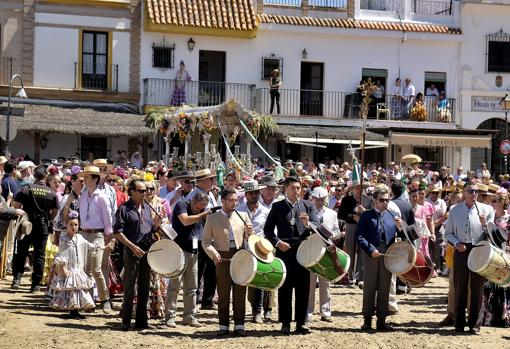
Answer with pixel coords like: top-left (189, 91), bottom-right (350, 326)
top-left (378, 212), bottom-right (387, 245)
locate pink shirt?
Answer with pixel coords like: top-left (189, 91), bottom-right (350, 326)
top-left (79, 188), bottom-right (113, 235)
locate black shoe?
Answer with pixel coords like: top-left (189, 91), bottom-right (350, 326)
top-left (217, 329), bottom-right (229, 337)
top-left (321, 316), bottom-right (333, 323)
top-left (454, 327), bottom-right (465, 333)
top-left (233, 329), bottom-right (246, 337)
top-left (468, 327), bottom-right (480, 335)
top-left (376, 318), bottom-right (394, 332)
top-left (281, 323), bottom-right (291, 335)
top-left (361, 317), bottom-right (372, 331)
top-left (29, 285), bottom-right (41, 293)
top-left (135, 324), bottom-right (157, 331)
top-left (69, 310), bottom-right (86, 319)
top-left (295, 324), bottom-right (311, 334)
top-left (11, 279), bottom-right (20, 290)
top-left (120, 323), bottom-right (131, 331)
top-left (437, 316), bottom-right (454, 327)
top-left (201, 303), bottom-right (218, 310)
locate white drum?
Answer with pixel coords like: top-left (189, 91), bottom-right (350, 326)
top-left (147, 239), bottom-right (185, 278)
top-left (468, 240), bottom-right (510, 287)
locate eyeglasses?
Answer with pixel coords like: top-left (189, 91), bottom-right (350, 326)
top-left (466, 189), bottom-right (479, 194)
top-left (182, 180), bottom-right (192, 184)
top-left (377, 198), bottom-right (390, 203)
top-left (146, 187), bottom-right (155, 191)
top-left (135, 189), bottom-right (147, 193)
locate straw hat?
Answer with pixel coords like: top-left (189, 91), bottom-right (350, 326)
top-left (77, 165), bottom-right (104, 178)
top-left (174, 170), bottom-right (195, 180)
top-left (477, 184), bottom-right (489, 194)
top-left (14, 213), bottom-right (32, 240)
top-left (0, 156), bottom-right (7, 165)
top-left (241, 180), bottom-right (266, 193)
top-left (346, 180), bottom-right (370, 192)
top-left (193, 169), bottom-right (216, 181)
top-left (488, 183), bottom-right (500, 195)
top-left (248, 235), bottom-right (274, 263)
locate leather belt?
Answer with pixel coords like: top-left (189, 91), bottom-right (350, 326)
top-left (81, 229), bottom-right (104, 234)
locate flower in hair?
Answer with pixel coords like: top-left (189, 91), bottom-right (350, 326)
top-left (68, 210), bottom-right (79, 220)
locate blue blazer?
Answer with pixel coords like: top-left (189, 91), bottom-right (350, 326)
top-left (356, 208), bottom-right (400, 255)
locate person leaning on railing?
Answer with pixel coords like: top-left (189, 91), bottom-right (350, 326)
top-left (436, 92), bottom-right (451, 123)
top-left (410, 92), bottom-right (427, 122)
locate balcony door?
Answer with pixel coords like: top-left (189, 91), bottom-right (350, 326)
top-left (198, 50), bottom-right (226, 106)
top-left (82, 31), bottom-right (108, 90)
top-left (300, 62), bottom-right (324, 116)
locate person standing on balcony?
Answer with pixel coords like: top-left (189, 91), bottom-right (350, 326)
top-left (171, 61), bottom-right (192, 106)
top-left (390, 78), bottom-right (403, 119)
top-left (403, 78), bottom-right (416, 119)
top-left (426, 83), bottom-right (440, 97)
top-left (371, 80), bottom-right (385, 118)
top-left (269, 69), bottom-right (282, 115)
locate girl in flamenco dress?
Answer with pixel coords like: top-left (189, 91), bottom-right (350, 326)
top-left (49, 211), bottom-right (100, 319)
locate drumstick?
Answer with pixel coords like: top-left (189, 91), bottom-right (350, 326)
top-left (145, 248), bottom-right (164, 254)
top-left (233, 209), bottom-right (248, 227)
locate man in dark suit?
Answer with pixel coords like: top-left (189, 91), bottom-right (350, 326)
top-left (264, 176), bottom-right (318, 335)
top-left (356, 185), bottom-right (403, 331)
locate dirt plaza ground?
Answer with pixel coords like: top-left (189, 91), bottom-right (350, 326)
top-left (0, 276), bottom-right (509, 349)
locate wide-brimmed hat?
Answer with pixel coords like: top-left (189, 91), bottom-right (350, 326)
top-left (488, 183), bottom-right (500, 195)
top-left (93, 159), bottom-right (114, 172)
top-left (241, 180), bottom-right (266, 193)
top-left (175, 170), bottom-right (195, 180)
top-left (477, 184), bottom-right (489, 194)
top-left (259, 175), bottom-right (279, 187)
top-left (193, 169), bottom-right (216, 181)
top-left (248, 235), bottom-right (274, 263)
top-left (428, 187), bottom-right (441, 194)
top-left (77, 165), bottom-right (104, 178)
top-left (14, 213), bottom-right (32, 240)
top-left (311, 186), bottom-right (328, 199)
top-left (0, 156), bottom-right (7, 165)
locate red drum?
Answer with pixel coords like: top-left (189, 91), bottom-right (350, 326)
top-left (384, 241), bottom-right (434, 287)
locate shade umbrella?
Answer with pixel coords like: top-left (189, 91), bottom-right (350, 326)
top-left (401, 154), bottom-right (422, 163)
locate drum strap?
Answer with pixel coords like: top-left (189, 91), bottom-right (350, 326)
top-left (327, 245), bottom-right (345, 276)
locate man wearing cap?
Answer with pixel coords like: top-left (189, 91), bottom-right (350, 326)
top-left (165, 191), bottom-right (209, 328)
top-left (445, 181), bottom-right (494, 334)
top-left (307, 186), bottom-right (341, 323)
top-left (169, 170), bottom-right (195, 208)
top-left (78, 165), bottom-right (113, 313)
top-left (264, 176), bottom-right (318, 335)
top-left (202, 187), bottom-right (253, 336)
top-left (11, 166), bottom-right (59, 292)
top-left (259, 176), bottom-right (280, 210)
top-left (185, 169), bottom-right (218, 310)
top-left (237, 180), bottom-right (272, 323)
top-left (17, 161), bottom-right (35, 186)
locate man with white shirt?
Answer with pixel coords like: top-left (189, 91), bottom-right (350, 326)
top-left (258, 176), bottom-right (280, 210)
top-left (307, 187), bottom-right (340, 323)
top-left (445, 182), bottom-right (494, 334)
top-left (427, 187), bottom-right (448, 274)
top-left (159, 170), bottom-right (179, 200)
top-left (328, 183), bottom-right (345, 211)
top-left (237, 180), bottom-right (272, 323)
top-left (403, 78), bottom-right (416, 119)
top-left (425, 84), bottom-right (440, 97)
top-left (185, 169), bottom-right (218, 309)
top-left (453, 166), bottom-right (466, 182)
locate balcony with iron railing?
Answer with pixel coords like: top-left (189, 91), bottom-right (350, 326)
top-left (359, 0), bottom-right (458, 23)
top-left (143, 78), bottom-right (456, 125)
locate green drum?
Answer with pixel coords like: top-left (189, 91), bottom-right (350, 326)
top-left (230, 250), bottom-right (287, 291)
top-left (297, 234), bottom-right (350, 282)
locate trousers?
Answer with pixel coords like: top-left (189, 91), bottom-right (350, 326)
top-left (165, 251), bottom-right (199, 320)
top-left (81, 231), bottom-right (108, 302)
top-left (122, 247), bottom-right (151, 327)
top-left (12, 231), bottom-right (48, 287)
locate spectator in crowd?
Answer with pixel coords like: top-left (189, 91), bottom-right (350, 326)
top-left (426, 84), bottom-right (440, 97)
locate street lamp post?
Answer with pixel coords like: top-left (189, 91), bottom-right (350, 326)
top-left (500, 93), bottom-right (510, 174)
top-left (5, 74), bottom-right (27, 157)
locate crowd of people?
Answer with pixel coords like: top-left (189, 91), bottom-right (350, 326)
top-left (1, 153), bottom-right (509, 336)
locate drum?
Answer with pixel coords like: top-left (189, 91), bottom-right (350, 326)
top-left (296, 234), bottom-right (350, 283)
top-left (230, 250), bottom-right (286, 291)
top-left (468, 240), bottom-right (510, 287)
top-left (147, 239), bottom-right (185, 278)
top-left (384, 241), bottom-right (434, 287)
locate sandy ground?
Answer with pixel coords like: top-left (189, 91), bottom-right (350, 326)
top-left (0, 275), bottom-right (509, 349)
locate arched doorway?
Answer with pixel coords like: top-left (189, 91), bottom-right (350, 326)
top-left (471, 118), bottom-right (508, 175)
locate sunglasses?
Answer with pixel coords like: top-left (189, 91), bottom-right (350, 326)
top-left (182, 180), bottom-right (192, 184)
top-left (135, 189), bottom-right (147, 194)
top-left (146, 187), bottom-right (155, 191)
top-left (378, 198), bottom-right (390, 203)
top-left (466, 189), bottom-right (479, 194)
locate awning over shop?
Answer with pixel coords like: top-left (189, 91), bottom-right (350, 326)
top-left (277, 125), bottom-right (389, 147)
top-left (390, 132), bottom-right (492, 148)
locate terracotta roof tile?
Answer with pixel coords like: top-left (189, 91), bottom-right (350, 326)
top-left (146, 0), bottom-right (257, 31)
top-left (257, 14), bottom-right (461, 35)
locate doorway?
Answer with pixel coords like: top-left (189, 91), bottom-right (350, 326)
top-left (81, 136), bottom-right (107, 160)
top-left (199, 50), bottom-right (226, 106)
top-left (300, 62), bottom-right (324, 116)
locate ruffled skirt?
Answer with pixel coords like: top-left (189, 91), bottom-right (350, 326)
top-left (49, 269), bottom-right (96, 311)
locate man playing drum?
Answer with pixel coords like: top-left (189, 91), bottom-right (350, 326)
top-left (356, 185), bottom-right (403, 331)
top-left (164, 191), bottom-right (209, 328)
top-left (202, 187), bottom-right (253, 336)
top-left (444, 181), bottom-right (494, 334)
top-left (264, 176), bottom-right (318, 335)
top-left (114, 179), bottom-right (162, 331)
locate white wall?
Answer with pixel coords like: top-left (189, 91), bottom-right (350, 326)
top-left (34, 26), bottom-right (78, 89)
top-left (113, 31), bottom-right (130, 92)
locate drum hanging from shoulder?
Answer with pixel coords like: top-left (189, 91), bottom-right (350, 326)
top-left (297, 234), bottom-right (350, 283)
top-left (384, 241), bottom-right (434, 287)
top-left (468, 240), bottom-right (510, 287)
top-left (230, 249), bottom-right (286, 291)
top-left (147, 239), bottom-right (185, 278)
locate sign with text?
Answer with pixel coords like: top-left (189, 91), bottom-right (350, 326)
top-left (471, 96), bottom-right (503, 112)
top-left (501, 140), bottom-right (510, 155)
